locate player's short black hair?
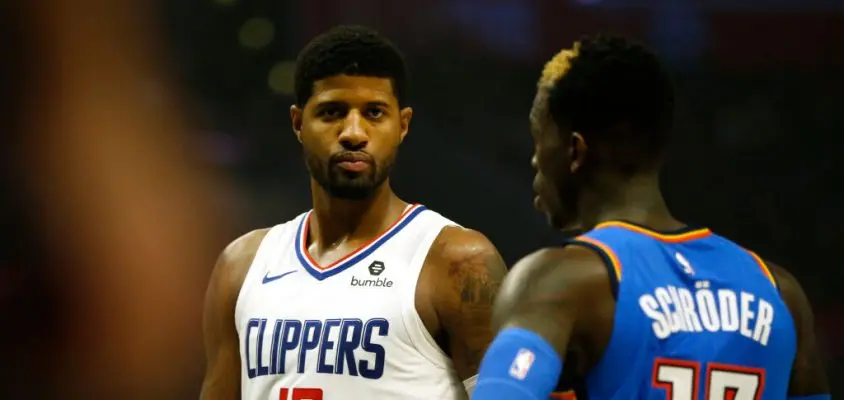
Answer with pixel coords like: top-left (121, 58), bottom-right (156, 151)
top-left (542, 35), bottom-right (674, 166)
top-left (294, 25), bottom-right (407, 106)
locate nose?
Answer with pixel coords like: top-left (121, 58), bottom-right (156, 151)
top-left (531, 155), bottom-right (538, 170)
top-left (338, 110), bottom-right (369, 150)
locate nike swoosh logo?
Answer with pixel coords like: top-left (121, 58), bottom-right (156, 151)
top-left (262, 270), bottom-right (297, 284)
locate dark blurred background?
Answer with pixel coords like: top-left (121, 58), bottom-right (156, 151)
top-left (2, 0), bottom-right (842, 397)
top-left (162, 0), bottom-right (843, 389)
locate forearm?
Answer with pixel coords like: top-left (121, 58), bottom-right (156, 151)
top-left (472, 327), bottom-right (563, 400)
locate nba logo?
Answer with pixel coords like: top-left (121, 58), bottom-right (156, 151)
top-left (508, 349), bottom-right (535, 380)
top-left (675, 252), bottom-right (695, 276)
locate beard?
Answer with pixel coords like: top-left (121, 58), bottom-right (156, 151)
top-left (306, 151), bottom-right (395, 200)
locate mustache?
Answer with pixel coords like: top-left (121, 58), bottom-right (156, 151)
top-left (329, 151), bottom-right (374, 164)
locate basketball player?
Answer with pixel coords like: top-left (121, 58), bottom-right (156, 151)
top-left (200, 25), bottom-right (506, 400)
top-left (472, 35), bottom-right (830, 399)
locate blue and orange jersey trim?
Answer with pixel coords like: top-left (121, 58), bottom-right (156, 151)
top-left (574, 221), bottom-right (712, 287)
top-left (744, 249), bottom-right (778, 289)
top-left (594, 221), bottom-right (712, 243)
top-left (294, 204), bottom-right (426, 280)
top-left (575, 235), bottom-right (623, 283)
top-left (550, 390), bottom-right (577, 399)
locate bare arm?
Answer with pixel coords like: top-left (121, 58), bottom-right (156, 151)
top-left (428, 227), bottom-right (508, 380)
top-left (471, 245), bottom-right (612, 399)
top-left (770, 263), bottom-right (830, 396)
top-left (200, 229), bottom-right (268, 400)
top-left (491, 245), bottom-right (611, 359)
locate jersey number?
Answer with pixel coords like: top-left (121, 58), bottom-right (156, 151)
top-left (280, 387), bottom-right (323, 400)
top-left (653, 358), bottom-right (765, 400)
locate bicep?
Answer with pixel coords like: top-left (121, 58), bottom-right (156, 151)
top-left (448, 254), bottom-right (507, 379)
top-left (772, 265), bottom-right (830, 396)
top-left (492, 248), bottom-right (582, 356)
top-left (493, 285), bottom-right (577, 360)
top-left (200, 253), bottom-right (247, 399)
top-left (472, 248), bottom-right (593, 400)
top-left (433, 228), bottom-right (507, 380)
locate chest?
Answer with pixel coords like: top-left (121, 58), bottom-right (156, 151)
top-left (237, 241), bottom-right (421, 382)
top-left (249, 251), bottom-right (413, 314)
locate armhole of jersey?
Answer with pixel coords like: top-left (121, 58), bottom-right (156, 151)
top-left (564, 237), bottom-right (621, 299)
top-left (745, 249), bottom-right (779, 291)
top-left (233, 223), bottom-right (286, 326)
top-left (463, 374), bottom-right (478, 394)
top-left (399, 216), bottom-right (455, 370)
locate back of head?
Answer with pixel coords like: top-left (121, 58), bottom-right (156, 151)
top-left (541, 35), bottom-right (675, 171)
top-left (294, 25), bottom-right (407, 107)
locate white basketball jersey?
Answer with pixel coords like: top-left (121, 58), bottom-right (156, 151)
top-left (235, 204), bottom-right (468, 400)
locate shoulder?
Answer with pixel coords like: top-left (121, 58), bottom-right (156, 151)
top-left (423, 225), bottom-right (507, 312)
top-left (765, 260), bottom-right (830, 394)
top-left (765, 260), bottom-right (817, 345)
top-left (493, 244), bottom-right (612, 330)
top-left (512, 244), bottom-right (606, 276)
top-left (203, 228), bottom-right (272, 346)
top-left (207, 228), bottom-right (272, 299)
top-left (503, 244), bottom-right (611, 299)
top-left (428, 225), bottom-right (503, 269)
top-left (218, 228), bottom-right (271, 265)
top-left (767, 261), bottom-right (800, 296)
top-left (766, 261), bottom-right (812, 323)
top-left (213, 215), bottom-right (304, 282)
top-left (424, 226), bottom-right (508, 289)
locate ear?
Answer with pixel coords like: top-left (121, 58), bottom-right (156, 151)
top-left (290, 105), bottom-right (303, 143)
top-left (398, 107), bottom-right (413, 142)
top-left (570, 131), bottom-right (588, 173)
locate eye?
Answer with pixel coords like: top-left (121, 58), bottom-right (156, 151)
top-left (318, 105), bottom-right (344, 119)
top-left (365, 107), bottom-right (384, 119)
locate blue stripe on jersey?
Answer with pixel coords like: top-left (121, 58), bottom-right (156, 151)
top-left (294, 205), bottom-right (427, 281)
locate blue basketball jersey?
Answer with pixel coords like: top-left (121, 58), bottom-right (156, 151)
top-left (570, 221), bottom-right (796, 400)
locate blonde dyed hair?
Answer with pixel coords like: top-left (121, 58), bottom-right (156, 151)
top-left (538, 42), bottom-right (581, 90)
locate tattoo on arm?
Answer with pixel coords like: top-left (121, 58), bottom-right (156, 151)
top-left (445, 242), bottom-right (507, 377)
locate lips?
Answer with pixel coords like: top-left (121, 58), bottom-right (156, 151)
top-left (331, 152), bottom-right (372, 172)
top-left (332, 152), bottom-right (372, 164)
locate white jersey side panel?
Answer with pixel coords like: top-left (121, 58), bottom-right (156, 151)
top-left (235, 205), bottom-right (468, 400)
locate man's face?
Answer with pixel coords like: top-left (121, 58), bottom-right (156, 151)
top-left (530, 90), bottom-right (582, 231)
top-left (291, 75), bottom-right (413, 200)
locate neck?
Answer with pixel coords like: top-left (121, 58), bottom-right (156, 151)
top-left (578, 170), bottom-right (681, 230)
top-left (308, 179), bottom-right (407, 247)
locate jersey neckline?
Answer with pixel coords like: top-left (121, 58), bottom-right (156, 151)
top-left (294, 204), bottom-right (427, 281)
top-left (594, 220), bottom-right (711, 243)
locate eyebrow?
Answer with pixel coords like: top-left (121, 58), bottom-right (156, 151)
top-left (313, 100), bottom-right (345, 109)
top-left (313, 100), bottom-right (391, 109)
